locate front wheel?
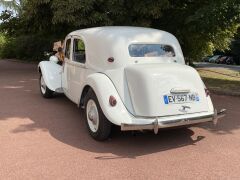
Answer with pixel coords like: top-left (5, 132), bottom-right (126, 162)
top-left (39, 74), bottom-right (54, 98)
top-left (84, 89), bottom-right (112, 141)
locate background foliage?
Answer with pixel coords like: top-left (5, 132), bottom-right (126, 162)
top-left (0, 0), bottom-right (239, 61)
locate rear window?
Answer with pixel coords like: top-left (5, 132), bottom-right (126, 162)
top-left (128, 44), bottom-right (175, 57)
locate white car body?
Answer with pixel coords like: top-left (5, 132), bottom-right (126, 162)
top-left (38, 27), bottom-right (225, 138)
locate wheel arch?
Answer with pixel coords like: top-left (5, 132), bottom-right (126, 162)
top-left (79, 73), bottom-right (133, 126)
top-left (38, 66), bottom-right (42, 74)
top-left (79, 85), bottom-right (92, 108)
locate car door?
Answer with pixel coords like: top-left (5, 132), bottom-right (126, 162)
top-left (68, 36), bottom-right (87, 104)
top-left (62, 37), bottom-right (73, 100)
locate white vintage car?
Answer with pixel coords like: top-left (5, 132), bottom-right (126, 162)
top-left (38, 27), bottom-right (225, 140)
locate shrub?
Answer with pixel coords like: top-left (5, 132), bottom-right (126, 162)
top-left (0, 33), bottom-right (57, 61)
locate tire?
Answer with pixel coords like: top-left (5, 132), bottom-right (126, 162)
top-left (39, 74), bottom-right (54, 98)
top-left (84, 89), bottom-right (112, 141)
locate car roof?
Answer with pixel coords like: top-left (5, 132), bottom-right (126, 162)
top-left (68, 26), bottom-right (175, 41)
top-left (67, 27), bottom-right (184, 70)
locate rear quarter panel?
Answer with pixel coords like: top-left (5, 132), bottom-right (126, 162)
top-left (84, 73), bottom-right (134, 125)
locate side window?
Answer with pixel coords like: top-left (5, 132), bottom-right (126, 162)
top-left (65, 39), bottom-right (71, 59)
top-left (73, 38), bottom-right (86, 63)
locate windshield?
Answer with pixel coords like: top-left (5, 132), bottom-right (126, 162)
top-left (128, 44), bottom-right (175, 57)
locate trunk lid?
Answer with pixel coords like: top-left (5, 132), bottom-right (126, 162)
top-left (125, 63), bottom-right (209, 117)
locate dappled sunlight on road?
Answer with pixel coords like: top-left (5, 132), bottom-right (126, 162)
top-left (1, 85), bottom-right (24, 89)
top-left (0, 117), bottom-right (48, 134)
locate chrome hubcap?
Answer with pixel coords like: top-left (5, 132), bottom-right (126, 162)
top-left (40, 76), bottom-right (46, 94)
top-left (86, 100), bottom-right (99, 132)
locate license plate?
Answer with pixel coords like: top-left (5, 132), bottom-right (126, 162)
top-left (164, 93), bottom-right (199, 104)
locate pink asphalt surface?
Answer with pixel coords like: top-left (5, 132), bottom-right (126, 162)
top-left (0, 60), bottom-right (240, 179)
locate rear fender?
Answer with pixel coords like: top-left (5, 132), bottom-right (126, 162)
top-left (83, 73), bottom-right (133, 125)
top-left (38, 61), bottom-right (62, 92)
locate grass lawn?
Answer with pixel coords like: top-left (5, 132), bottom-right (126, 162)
top-left (197, 68), bottom-right (240, 95)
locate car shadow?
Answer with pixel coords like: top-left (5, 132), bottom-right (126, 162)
top-left (0, 88), bottom-right (204, 159)
top-left (8, 95), bottom-right (205, 159)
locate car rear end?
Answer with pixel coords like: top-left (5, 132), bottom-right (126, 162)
top-left (119, 44), bottom-right (226, 132)
top-left (101, 30), bottom-right (226, 133)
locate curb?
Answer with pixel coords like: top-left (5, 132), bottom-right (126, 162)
top-left (197, 68), bottom-right (240, 79)
top-left (210, 89), bottom-right (240, 97)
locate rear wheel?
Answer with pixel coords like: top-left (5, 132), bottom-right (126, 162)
top-left (39, 74), bottom-right (54, 98)
top-left (84, 89), bottom-right (111, 141)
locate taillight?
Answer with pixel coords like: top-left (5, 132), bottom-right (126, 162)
top-left (205, 88), bottom-right (210, 97)
top-left (109, 95), bottom-right (117, 106)
top-left (107, 57), bottom-right (114, 63)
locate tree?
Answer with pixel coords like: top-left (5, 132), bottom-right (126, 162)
top-left (21, 0), bottom-right (240, 59)
top-left (0, 0), bottom-right (21, 12)
top-left (0, 0), bottom-right (240, 61)
top-left (230, 28), bottom-right (240, 64)
top-left (156, 0), bottom-right (240, 60)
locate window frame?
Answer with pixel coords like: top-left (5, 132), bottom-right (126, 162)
top-left (72, 37), bottom-right (86, 64)
top-left (64, 38), bottom-right (72, 60)
top-left (128, 43), bottom-right (176, 58)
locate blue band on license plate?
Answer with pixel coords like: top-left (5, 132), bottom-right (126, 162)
top-left (164, 95), bottom-right (169, 104)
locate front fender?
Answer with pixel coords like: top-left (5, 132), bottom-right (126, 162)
top-left (38, 61), bottom-right (62, 92)
top-left (84, 73), bottom-right (133, 125)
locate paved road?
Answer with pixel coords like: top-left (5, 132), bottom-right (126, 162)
top-left (1, 60), bottom-right (240, 179)
top-left (194, 62), bottom-right (240, 71)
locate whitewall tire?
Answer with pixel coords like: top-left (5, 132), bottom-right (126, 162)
top-left (84, 89), bottom-right (112, 141)
top-left (39, 74), bottom-right (54, 98)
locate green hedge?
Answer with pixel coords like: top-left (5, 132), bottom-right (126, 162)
top-left (0, 34), bottom-right (57, 61)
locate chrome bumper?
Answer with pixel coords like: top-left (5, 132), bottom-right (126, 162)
top-left (121, 109), bottom-right (226, 134)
